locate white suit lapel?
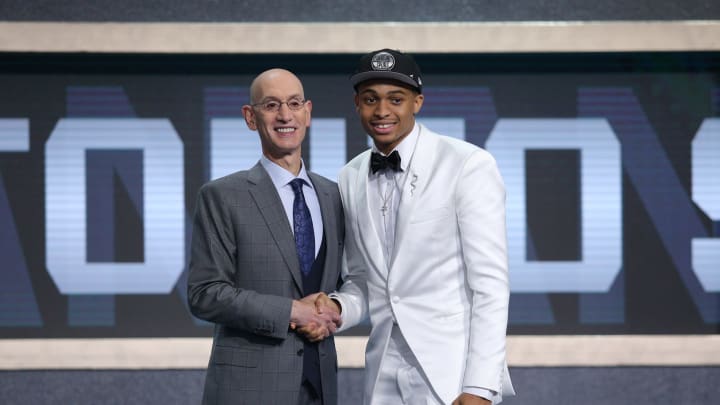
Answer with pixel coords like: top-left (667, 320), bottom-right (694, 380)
top-left (355, 152), bottom-right (389, 275)
top-left (391, 125), bottom-right (434, 268)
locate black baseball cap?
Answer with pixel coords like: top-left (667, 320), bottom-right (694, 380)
top-left (350, 49), bottom-right (423, 94)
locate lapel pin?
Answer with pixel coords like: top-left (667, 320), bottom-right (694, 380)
top-left (410, 174), bottom-right (418, 196)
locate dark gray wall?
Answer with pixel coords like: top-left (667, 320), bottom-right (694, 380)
top-left (1, 0), bottom-right (719, 22)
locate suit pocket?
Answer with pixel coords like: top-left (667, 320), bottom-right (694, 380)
top-left (213, 345), bottom-right (261, 368)
top-left (410, 206), bottom-right (451, 224)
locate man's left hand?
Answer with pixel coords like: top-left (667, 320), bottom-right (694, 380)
top-left (451, 393), bottom-right (491, 405)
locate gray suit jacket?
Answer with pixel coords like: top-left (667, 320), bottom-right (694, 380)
top-left (187, 162), bottom-right (344, 405)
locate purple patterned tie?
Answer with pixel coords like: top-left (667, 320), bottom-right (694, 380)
top-left (289, 179), bottom-right (315, 275)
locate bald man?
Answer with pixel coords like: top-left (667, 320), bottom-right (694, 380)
top-left (188, 69), bottom-right (345, 405)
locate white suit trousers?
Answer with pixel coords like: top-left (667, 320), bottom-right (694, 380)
top-left (371, 324), bottom-right (443, 405)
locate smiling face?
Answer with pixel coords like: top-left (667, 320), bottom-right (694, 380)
top-left (242, 69), bottom-right (312, 169)
top-left (354, 80), bottom-right (424, 155)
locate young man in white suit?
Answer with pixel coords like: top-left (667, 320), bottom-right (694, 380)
top-left (316, 49), bottom-right (515, 404)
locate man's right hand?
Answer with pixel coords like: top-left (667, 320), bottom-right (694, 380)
top-left (314, 293), bottom-right (342, 325)
top-left (290, 293), bottom-right (340, 342)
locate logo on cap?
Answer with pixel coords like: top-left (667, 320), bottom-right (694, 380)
top-left (371, 52), bottom-right (395, 71)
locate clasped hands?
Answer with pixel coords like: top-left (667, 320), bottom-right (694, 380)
top-left (290, 292), bottom-right (342, 342)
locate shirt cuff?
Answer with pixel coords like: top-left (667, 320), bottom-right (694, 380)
top-left (327, 292), bottom-right (345, 318)
top-left (463, 387), bottom-right (496, 403)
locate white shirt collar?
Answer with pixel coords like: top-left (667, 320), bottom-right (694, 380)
top-left (260, 156), bottom-right (314, 189)
top-left (370, 122), bottom-right (420, 173)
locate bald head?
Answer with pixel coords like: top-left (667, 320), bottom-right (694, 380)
top-left (249, 68), bottom-right (304, 104)
top-left (241, 68), bottom-right (312, 175)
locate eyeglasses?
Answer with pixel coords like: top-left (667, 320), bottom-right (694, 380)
top-left (251, 98), bottom-right (307, 113)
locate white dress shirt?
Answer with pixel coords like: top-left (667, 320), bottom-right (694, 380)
top-left (368, 124), bottom-right (419, 263)
top-left (260, 156), bottom-right (323, 257)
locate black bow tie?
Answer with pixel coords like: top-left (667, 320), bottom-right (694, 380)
top-left (370, 150), bottom-right (402, 174)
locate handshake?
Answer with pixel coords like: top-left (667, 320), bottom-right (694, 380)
top-left (290, 292), bottom-right (342, 342)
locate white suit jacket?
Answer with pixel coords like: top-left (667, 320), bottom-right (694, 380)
top-left (334, 125), bottom-right (514, 404)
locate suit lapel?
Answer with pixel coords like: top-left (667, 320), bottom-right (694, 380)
top-left (308, 172), bottom-right (337, 292)
top-left (391, 125), bottom-right (434, 268)
top-left (247, 163), bottom-right (304, 293)
top-left (355, 152), bottom-right (389, 274)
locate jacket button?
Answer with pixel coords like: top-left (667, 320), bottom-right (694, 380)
top-left (392, 296), bottom-right (400, 303)
top-left (297, 349), bottom-right (304, 356)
